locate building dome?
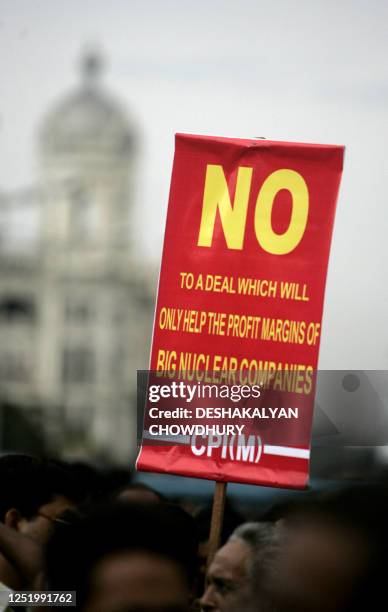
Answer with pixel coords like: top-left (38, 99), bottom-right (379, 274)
top-left (40, 51), bottom-right (135, 157)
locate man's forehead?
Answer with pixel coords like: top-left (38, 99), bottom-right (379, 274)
top-left (210, 539), bottom-right (251, 578)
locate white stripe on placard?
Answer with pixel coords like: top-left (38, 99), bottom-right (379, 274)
top-left (263, 445), bottom-right (310, 459)
top-left (141, 431), bottom-right (310, 460)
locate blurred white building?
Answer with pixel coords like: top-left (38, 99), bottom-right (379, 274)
top-left (0, 52), bottom-right (155, 462)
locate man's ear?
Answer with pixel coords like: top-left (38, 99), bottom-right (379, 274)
top-left (4, 508), bottom-right (23, 529)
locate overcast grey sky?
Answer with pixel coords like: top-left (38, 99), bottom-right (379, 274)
top-left (0, 0), bottom-right (387, 370)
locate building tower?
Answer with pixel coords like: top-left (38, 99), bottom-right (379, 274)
top-left (34, 50), bottom-right (153, 460)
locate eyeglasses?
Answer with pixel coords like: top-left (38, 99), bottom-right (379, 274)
top-left (37, 512), bottom-right (71, 526)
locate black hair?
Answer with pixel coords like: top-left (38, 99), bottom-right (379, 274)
top-left (50, 460), bottom-right (106, 504)
top-left (45, 501), bottom-right (198, 610)
top-left (0, 454), bottom-right (81, 521)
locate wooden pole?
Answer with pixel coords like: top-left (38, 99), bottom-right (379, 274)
top-left (207, 481), bottom-right (227, 568)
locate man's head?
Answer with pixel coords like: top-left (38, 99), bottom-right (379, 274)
top-left (0, 455), bottom-right (77, 589)
top-left (83, 550), bottom-right (189, 612)
top-left (0, 455), bottom-right (77, 540)
top-left (260, 486), bottom-right (388, 612)
top-left (266, 518), bottom-right (370, 612)
top-left (46, 501), bottom-right (198, 612)
top-left (200, 522), bottom-right (274, 612)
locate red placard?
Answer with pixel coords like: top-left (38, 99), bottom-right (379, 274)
top-left (136, 133), bottom-right (344, 489)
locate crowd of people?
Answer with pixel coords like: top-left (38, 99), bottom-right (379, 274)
top-left (0, 453), bottom-right (387, 611)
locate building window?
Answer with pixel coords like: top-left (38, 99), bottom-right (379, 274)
top-left (0, 296), bottom-right (36, 322)
top-left (64, 297), bottom-right (92, 323)
top-left (62, 347), bottom-right (94, 383)
top-left (0, 353), bottom-right (31, 382)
